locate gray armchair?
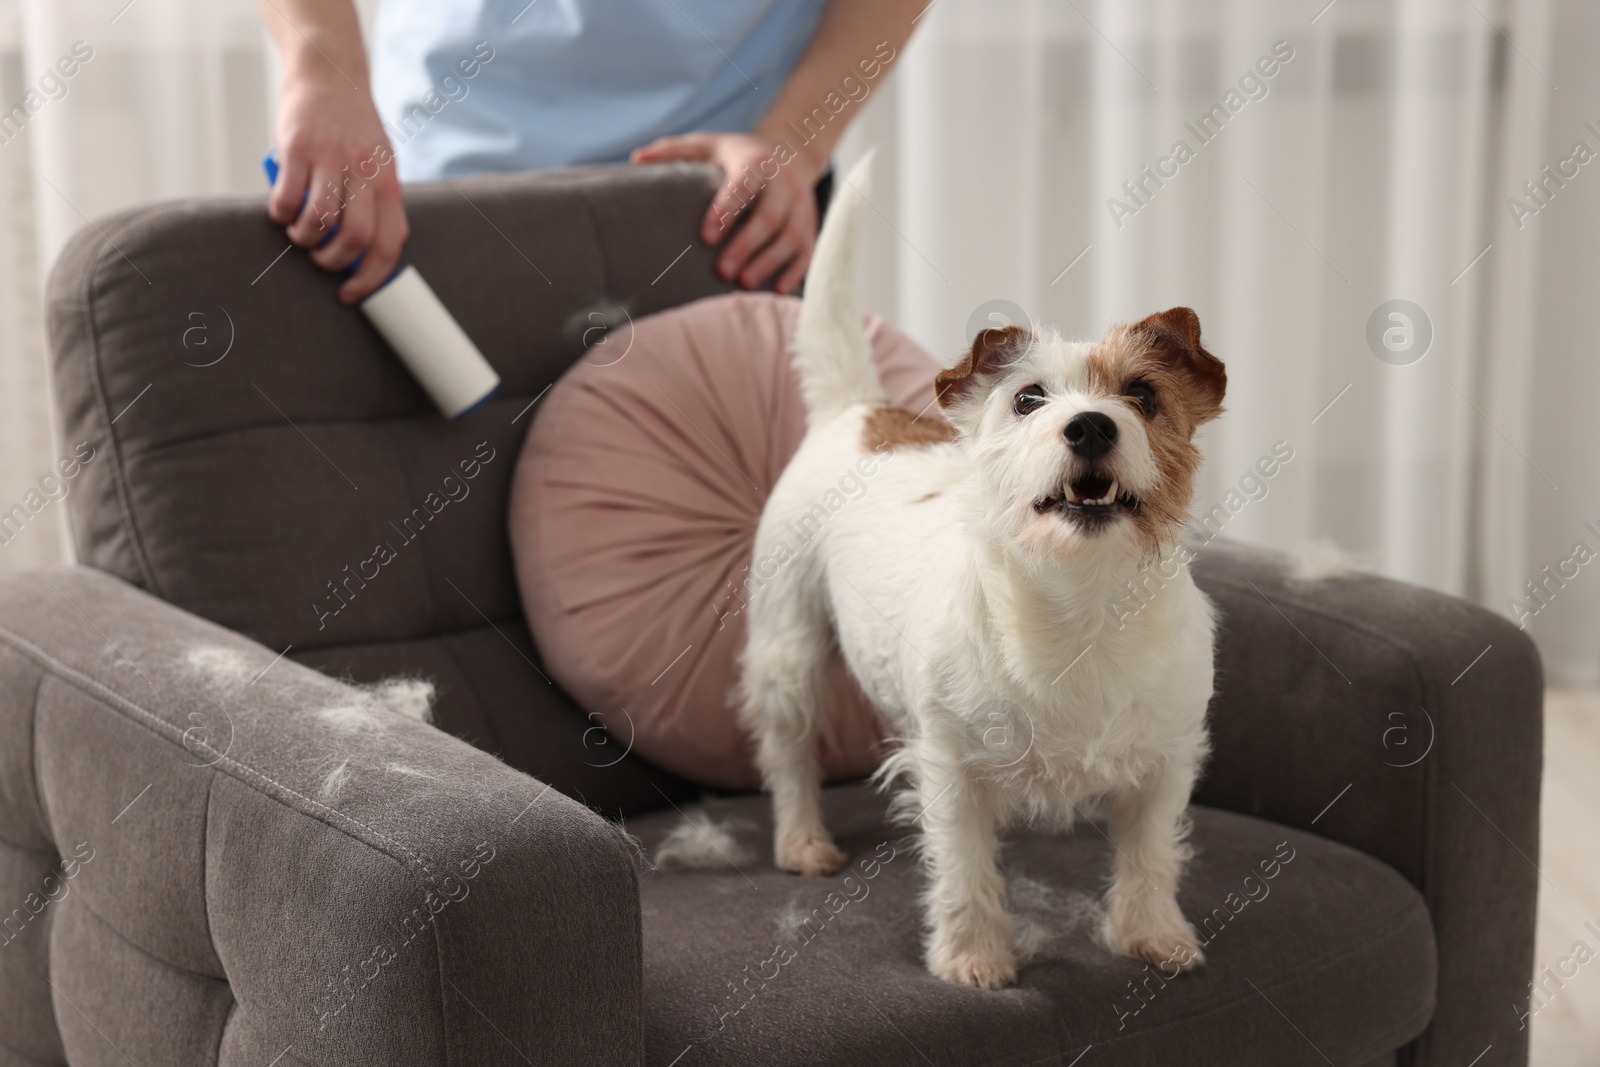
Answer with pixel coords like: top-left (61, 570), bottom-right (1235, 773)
top-left (0, 164), bottom-right (1540, 1066)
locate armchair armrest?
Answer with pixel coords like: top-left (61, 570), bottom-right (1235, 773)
top-left (1191, 540), bottom-right (1542, 1067)
top-left (0, 566), bottom-right (642, 1067)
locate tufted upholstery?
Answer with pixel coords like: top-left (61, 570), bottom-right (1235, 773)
top-left (0, 566), bottom-right (641, 1066)
top-left (14, 164), bottom-right (740, 1067)
top-left (45, 163), bottom-right (734, 818)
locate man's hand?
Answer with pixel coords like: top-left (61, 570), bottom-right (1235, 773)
top-left (630, 132), bottom-right (823, 295)
top-left (629, 0), bottom-right (922, 294)
top-left (270, 70), bottom-right (407, 304)
top-left (259, 0), bottom-right (405, 304)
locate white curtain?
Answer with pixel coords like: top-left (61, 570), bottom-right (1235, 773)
top-left (0, 0), bottom-right (1594, 682)
top-left (838, 0), bottom-right (1600, 684)
top-left (0, 0), bottom-right (270, 569)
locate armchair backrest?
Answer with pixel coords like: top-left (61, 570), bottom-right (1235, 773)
top-left (47, 162), bottom-right (733, 814)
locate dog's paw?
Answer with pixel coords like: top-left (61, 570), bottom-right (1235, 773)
top-left (776, 834), bottom-right (847, 877)
top-left (1104, 915), bottom-right (1206, 972)
top-left (931, 950), bottom-right (1017, 990)
top-left (1103, 886), bottom-right (1206, 972)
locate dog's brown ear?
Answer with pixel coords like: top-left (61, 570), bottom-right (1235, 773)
top-left (936, 326), bottom-right (1032, 411)
top-left (1135, 307), bottom-right (1226, 424)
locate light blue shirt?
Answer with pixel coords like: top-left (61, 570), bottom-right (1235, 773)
top-left (370, 0), bottom-right (830, 181)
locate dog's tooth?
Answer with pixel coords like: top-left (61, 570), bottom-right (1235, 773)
top-left (1109, 478), bottom-right (1119, 501)
top-left (1064, 484), bottom-right (1080, 503)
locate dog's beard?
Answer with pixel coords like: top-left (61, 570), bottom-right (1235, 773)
top-left (1015, 503), bottom-right (1142, 567)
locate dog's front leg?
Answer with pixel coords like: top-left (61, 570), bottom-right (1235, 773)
top-left (919, 764), bottom-right (1016, 989)
top-left (1102, 759), bottom-right (1205, 972)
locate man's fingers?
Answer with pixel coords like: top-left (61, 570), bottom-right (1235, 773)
top-left (701, 175), bottom-right (762, 245)
top-left (769, 197), bottom-right (818, 294)
top-left (338, 186), bottom-right (408, 303)
top-left (717, 183), bottom-right (793, 282)
top-left (774, 245), bottom-right (813, 295)
top-left (701, 153), bottom-right (784, 244)
top-left (312, 184), bottom-right (376, 271)
top-left (287, 167), bottom-right (340, 247)
top-left (741, 186), bottom-right (816, 291)
top-left (701, 188), bottom-right (740, 245)
top-left (740, 195), bottom-right (814, 289)
top-left (268, 153), bottom-right (311, 226)
top-left (630, 134), bottom-right (714, 163)
top-left (738, 229), bottom-right (800, 291)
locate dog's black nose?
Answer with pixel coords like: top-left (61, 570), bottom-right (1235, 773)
top-left (1064, 411), bottom-right (1117, 458)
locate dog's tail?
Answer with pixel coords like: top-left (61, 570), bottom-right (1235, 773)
top-left (793, 152), bottom-right (886, 429)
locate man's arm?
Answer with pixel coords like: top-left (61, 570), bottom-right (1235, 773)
top-left (259, 0), bottom-right (408, 303)
top-left (631, 0), bottom-right (924, 293)
top-left (756, 0), bottom-right (923, 174)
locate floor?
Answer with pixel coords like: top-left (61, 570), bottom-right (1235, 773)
top-left (1529, 687), bottom-right (1600, 1064)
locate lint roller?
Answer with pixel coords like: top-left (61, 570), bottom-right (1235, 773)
top-left (263, 150), bottom-right (500, 419)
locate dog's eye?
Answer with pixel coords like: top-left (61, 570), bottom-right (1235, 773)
top-left (1125, 380), bottom-right (1157, 418)
top-left (1013, 384), bottom-right (1047, 416)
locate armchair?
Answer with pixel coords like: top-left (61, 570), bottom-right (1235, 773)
top-left (0, 162), bottom-right (1540, 1066)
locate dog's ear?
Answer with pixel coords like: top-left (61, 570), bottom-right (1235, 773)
top-left (936, 326), bottom-right (1032, 414)
top-left (1134, 307), bottom-right (1226, 424)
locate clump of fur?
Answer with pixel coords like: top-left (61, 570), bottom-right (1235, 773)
top-left (369, 678), bottom-right (435, 722)
top-left (654, 812), bottom-right (755, 872)
top-left (1010, 875), bottom-right (1105, 965)
top-left (1287, 537), bottom-right (1373, 582)
top-left (317, 678), bottom-right (436, 731)
top-left (183, 643), bottom-right (437, 727)
top-left (181, 644), bottom-right (258, 685)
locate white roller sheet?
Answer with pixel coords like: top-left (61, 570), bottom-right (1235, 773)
top-left (360, 266), bottom-right (500, 418)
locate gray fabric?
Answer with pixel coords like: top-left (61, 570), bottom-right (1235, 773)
top-left (1191, 542), bottom-right (1544, 1066)
top-left (0, 566), bottom-right (642, 1066)
top-left (630, 787), bottom-right (1435, 1066)
top-left (10, 161), bottom-right (1542, 1065)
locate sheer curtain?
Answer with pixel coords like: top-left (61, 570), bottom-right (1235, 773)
top-left (0, 0), bottom-right (270, 568)
top-left (0, 0), bottom-right (1594, 681)
top-left (838, 0), bottom-right (1600, 683)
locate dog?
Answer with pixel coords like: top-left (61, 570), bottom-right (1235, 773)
top-left (736, 156), bottom-right (1226, 989)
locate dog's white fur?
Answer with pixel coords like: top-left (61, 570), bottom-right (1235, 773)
top-left (737, 156), bottom-right (1221, 989)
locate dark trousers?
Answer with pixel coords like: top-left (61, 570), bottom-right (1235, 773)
top-left (813, 165), bottom-right (834, 226)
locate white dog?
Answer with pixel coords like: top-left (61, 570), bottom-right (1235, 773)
top-left (736, 157), bottom-right (1227, 989)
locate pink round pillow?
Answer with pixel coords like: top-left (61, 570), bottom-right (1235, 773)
top-left (510, 292), bottom-right (945, 790)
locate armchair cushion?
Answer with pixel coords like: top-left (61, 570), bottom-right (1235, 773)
top-left (628, 786), bottom-right (1435, 1067)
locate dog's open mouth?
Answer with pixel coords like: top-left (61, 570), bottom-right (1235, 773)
top-left (1033, 473), bottom-right (1138, 516)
